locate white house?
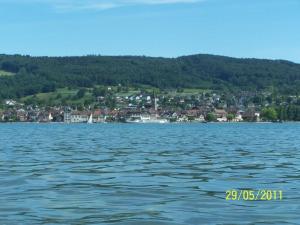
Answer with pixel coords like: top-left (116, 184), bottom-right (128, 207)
top-left (5, 100), bottom-right (17, 106)
top-left (64, 111), bottom-right (89, 123)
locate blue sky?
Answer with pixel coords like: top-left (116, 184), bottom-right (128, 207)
top-left (0, 0), bottom-right (299, 62)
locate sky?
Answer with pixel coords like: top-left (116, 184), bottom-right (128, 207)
top-left (0, 0), bottom-right (299, 62)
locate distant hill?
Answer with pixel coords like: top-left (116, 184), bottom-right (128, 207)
top-left (0, 54), bottom-right (300, 99)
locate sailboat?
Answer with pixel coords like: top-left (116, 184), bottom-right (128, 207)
top-left (87, 114), bottom-right (93, 124)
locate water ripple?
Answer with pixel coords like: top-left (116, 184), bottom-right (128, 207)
top-left (0, 123), bottom-right (300, 224)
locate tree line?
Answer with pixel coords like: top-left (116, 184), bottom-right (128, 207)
top-left (1, 54), bottom-right (300, 99)
top-left (261, 106), bottom-right (300, 121)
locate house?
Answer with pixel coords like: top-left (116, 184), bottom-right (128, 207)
top-left (5, 99), bottom-right (17, 106)
top-left (185, 109), bottom-right (199, 117)
top-left (93, 110), bottom-right (106, 123)
top-left (72, 112), bottom-right (89, 123)
top-left (195, 115), bottom-right (205, 122)
top-left (255, 112), bottom-right (261, 122)
top-left (2, 110), bottom-right (17, 122)
top-left (214, 109), bottom-right (228, 122)
top-left (64, 112), bottom-right (71, 123)
top-left (16, 109), bottom-right (27, 122)
top-left (242, 110), bottom-right (260, 122)
top-left (49, 110), bottom-right (64, 122)
top-left (177, 115), bottom-right (189, 122)
top-left (64, 111), bottom-right (89, 123)
top-left (27, 110), bottom-right (39, 122)
top-left (38, 112), bottom-right (53, 123)
top-left (233, 113), bottom-right (243, 122)
top-left (0, 111), bottom-right (4, 121)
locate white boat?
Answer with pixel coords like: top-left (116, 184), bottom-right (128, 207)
top-left (126, 95), bottom-right (168, 123)
top-left (126, 114), bottom-right (168, 124)
top-left (87, 114), bottom-right (93, 124)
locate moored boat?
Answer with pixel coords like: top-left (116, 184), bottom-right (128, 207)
top-left (126, 114), bottom-right (168, 123)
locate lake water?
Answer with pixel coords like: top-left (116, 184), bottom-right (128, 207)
top-left (0, 123), bottom-right (299, 224)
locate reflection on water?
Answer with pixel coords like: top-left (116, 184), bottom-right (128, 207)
top-left (0, 123), bottom-right (300, 224)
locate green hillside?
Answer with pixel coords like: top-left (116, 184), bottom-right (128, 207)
top-left (0, 54), bottom-right (300, 99)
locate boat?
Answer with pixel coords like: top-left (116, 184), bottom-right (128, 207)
top-left (87, 114), bottom-right (93, 124)
top-left (126, 114), bottom-right (169, 124)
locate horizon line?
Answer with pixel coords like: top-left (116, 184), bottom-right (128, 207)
top-left (0, 52), bottom-right (298, 64)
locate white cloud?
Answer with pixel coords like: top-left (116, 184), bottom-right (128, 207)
top-left (0, 0), bottom-right (204, 12)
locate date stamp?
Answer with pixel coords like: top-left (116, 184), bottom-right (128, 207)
top-left (226, 190), bottom-right (283, 201)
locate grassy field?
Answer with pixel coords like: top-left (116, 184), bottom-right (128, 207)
top-left (0, 70), bottom-right (15, 77)
top-left (21, 88), bottom-right (76, 100)
top-left (20, 88), bottom-right (92, 106)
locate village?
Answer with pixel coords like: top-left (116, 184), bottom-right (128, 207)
top-left (0, 88), bottom-right (272, 123)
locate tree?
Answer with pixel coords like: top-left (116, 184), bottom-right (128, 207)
top-left (261, 107), bottom-right (278, 121)
top-left (76, 89), bottom-right (86, 99)
top-left (2, 53), bottom-right (300, 100)
top-left (92, 87), bottom-right (107, 97)
top-left (227, 113), bottom-right (235, 121)
top-left (277, 106), bottom-right (287, 121)
top-left (206, 113), bottom-right (217, 122)
top-left (106, 96), bottom-right (116, 109)
top-left (56, 93), bottom-right (62, 99)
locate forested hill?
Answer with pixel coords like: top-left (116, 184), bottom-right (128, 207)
top-left (1, 54), bottom-right (300, 99)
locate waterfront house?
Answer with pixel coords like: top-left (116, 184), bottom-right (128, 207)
top-left (27, 110), bottom-right (39, 122)
top-left (195, 115), bottom-right (205, 122)
top-left (71, 111), bottom-right (90, 123)
top-left (233, 113), bottom-right (243, 122)
top-left (2, 110), bottom-right (16, 122)
top-left (0, 111), bottom-right (4, 121)
top-left (49, 110), bottom-right (64, 122)
top-left (38, 112), bottom-right (53, 123)
top-left (214, 109), bottom-right (228, 122)
top-left (242, 110), bottom-right (261, 122)
top-left (16, 109), bottom-right (27, 122)
top-left (93, 110), bottom-right (106, 123)
top-left (177, 115), bottom-right (189, 122)
top-left (64, 111), bottom-right (89, 123)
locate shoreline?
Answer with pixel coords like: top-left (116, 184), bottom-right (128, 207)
top-left (1, 121), bottom-right (300, 124)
